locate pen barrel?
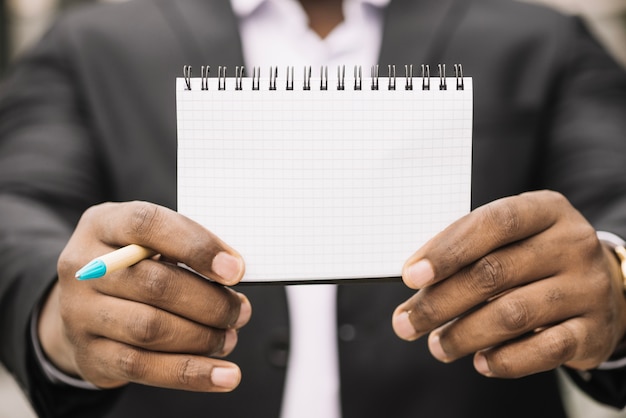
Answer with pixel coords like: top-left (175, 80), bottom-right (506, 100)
top-left (99, 244), bottom-right (156, 273)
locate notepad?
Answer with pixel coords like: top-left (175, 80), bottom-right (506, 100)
top-left (176, 66), bottom-right (472, 283)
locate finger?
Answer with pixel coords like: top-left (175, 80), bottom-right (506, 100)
top-left (81, 201), bottom-right (244, 285)
top-left (471, 318), bottom-right (600, 378)
top-left (82, 339), bottom-right (241, 392)
top-left (425, 276), bottom-right (586, 362)
top-left (80, 295), bottom-right (238, 357)
top-left (402, 191), bottom-right (567, 289)
top-left (91, 259), bottom-right (251, 329)
top-left (393, 234), bottom-right (565, 340)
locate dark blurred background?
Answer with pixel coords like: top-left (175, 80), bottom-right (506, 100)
top-left (527, 0), bottom-right (626, 67)
top-left (0, 0), bottom-right (127, 75)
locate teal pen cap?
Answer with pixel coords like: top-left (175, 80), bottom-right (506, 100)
top-left (75, 259), bottom-right (107, 280)
top-left (74, 244), bottom-right (156, 281)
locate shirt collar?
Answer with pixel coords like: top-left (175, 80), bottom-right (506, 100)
top-left (230, 0), bottom-right (266, 17)
top-left (230, 0), bottom-right (391, 18)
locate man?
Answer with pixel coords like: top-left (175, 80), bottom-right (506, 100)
top-left (1, 0), bottom-right (626, 417)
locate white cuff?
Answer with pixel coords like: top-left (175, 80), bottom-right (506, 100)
top-left (597, 230), bottom-right (626, 249)
top-left (596, 357), bottom-right (626, 370)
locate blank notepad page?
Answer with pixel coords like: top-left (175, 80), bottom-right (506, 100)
top-left (177, 69), bottom-right (472, 283)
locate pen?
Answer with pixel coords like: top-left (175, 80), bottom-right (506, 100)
top-left (75, 244), bottom-right (156, 280)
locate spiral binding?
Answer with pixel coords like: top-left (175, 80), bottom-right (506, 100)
top-left (183, 64), bottom-right (464, 91)
top-left (354, 66), bottom-right (362, 91)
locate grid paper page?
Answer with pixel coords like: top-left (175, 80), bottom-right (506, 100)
top-left (177, 75), bottom-right (473, 282)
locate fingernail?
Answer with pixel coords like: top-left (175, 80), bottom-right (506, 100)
top-left (392, 311), bottom-right (418, 341)
top-left (428, 332), bottom-right (449, 362)
top-left (404, 259), bottom-right (435, 289)
top-left (234, 294), bottom-right (252, 328)
top-left (220, 329), bottom-right (238, 356)
top-left (474, 353), bottom-right (493, 376)
top-left (212, 252), bottom-right (243, 284)
top-left (211, 367), bottom-right (241, 389)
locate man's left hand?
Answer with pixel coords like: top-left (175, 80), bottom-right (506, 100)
top-left (392, 190), bottom-right (626, 377)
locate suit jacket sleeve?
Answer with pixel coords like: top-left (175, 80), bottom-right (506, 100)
top-left (0, 16), bottom-right (123, 417)
top-left (539, 19), bottom-right (626, 236)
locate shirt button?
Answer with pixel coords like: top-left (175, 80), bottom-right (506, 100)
top-left (338, 324), bottom-right (356, 342)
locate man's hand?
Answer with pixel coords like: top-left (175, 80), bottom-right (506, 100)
top-left (392, 190), bottom-right (626, 378)
top-left (38, 201), bottom-right (251, 392)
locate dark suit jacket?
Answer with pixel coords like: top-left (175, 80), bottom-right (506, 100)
top-left (1, 0), bottom-right (626, 416)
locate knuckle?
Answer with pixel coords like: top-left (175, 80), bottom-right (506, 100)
top-left (490, 351), bottom-right (515, 377)
top-left (583, 257), bottom-right (615, 301)
top-left (544, 190), bottom-right (568, 207)
top-left (484, 200), bottom-right (521, 242)
top-left (578, 222), bottom-right (597, 243)
top-left (443, 243), bottom-right (464, 270)
top-left (200, 288), bottom-right (241, 328)
top-left (77, 202), bottom-right (116, 230)
top-left (203, 329), bottom-right (225, 356)
top-left (497, 298), bottom-right (531, 333)
top-left (544, 328), bottom-right (577, 364)
top-left (537, 190), bottom-right (568, 205)
top-left (586, 272), bottom-right (615, 300)
top-left (129, 308), bottom-right (164, 346)
top-left (570, 222), bottom-right (598, 254)
top-left (58, 298), bottom-right (86, 341)
top-left (469, 255), bottom-right (505, 295)
top-left (529, 190), bottom-right (568, 211)
top-left (57, 251), bottom-right (79, 280)
top-left (223, 290), bottom-right (243, 327)
top-left (489, 350), bottom-right (533, 379)
top-left (58, 304), bottom-right (74, 329)
top-left (183, 241), bottom-right (212, 269)
top-left (184, 236), bottom-right (222, 272)
top-left (571, 322), bottom-right (609, 367)
top-left (129, 201), bottom-right (161, 240)
top-left (75, 340), bottom-right (119, 387)
top-left (80, 203), bottom-right (106, 223)
top-left (591, 269), bottom-right (614, 298)
top-left (118, 348), bottom-right (148, 381)
top-left (176, 358), bottom-right (203, 386)
top-left (141, 265), bottom-right (171, 303)
top-left (436, 327), bottom-right (461, 357)
top-left (410, 296), bottom-right (445, 331)
top-left (544, 287), bottom-right (565, 304)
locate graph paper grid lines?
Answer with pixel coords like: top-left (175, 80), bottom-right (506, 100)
top-left (177, 75), bottom-right (473, 282)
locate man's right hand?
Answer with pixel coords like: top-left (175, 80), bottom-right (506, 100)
top-left (38, 201), bottom-right (251, 392)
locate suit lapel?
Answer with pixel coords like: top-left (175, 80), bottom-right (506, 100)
top-left (379, 0), bottom-right (470, 69)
